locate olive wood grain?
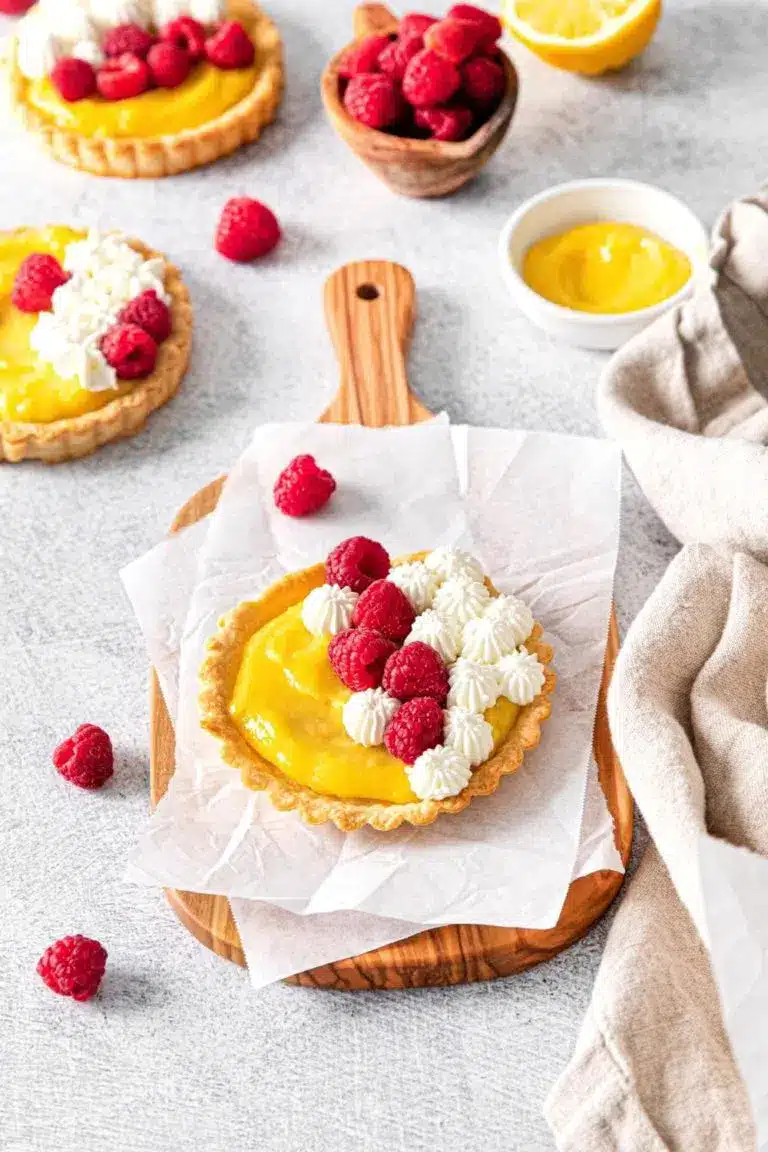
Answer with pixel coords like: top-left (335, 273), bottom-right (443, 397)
top-left (149, 257), bottom-right (633, 988)
top-left (321, 4), bottom-right (519, 199)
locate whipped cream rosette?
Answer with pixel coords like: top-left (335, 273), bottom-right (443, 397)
top-left (301, 584), bottom-right (358, 637)
top-left (342, 689), bottom-right (400, 747)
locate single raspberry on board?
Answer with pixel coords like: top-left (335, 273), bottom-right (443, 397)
top-left (118, 290), bottom-right (172, 344)
top-left (100, 323), bottom-right (157, 379)
top-left (402, 48), bottom-right (460, 108)
top-left (12, 254), bottom-right (69, 313)
top-left (148, 41), bottom-right (191, 88)
top-left (326, 537), bottom-right (390, 594)
top-left (273, 454), bottom-right (336, 517)
top-left (53, 724), bottom-right (114, 790)
top-left (399, 13), bottom-right (438, 38)
top-left (50, 57), bottom-right (97, 102)
top-left (103, 22), bottom-right (155, 59)
top-left (424, 17), bottom-right (486, 63)
top-left (384, 696), bottom-right (444, 763)
top-left (0, 0), bottom-right (36, 13)
top-left (460, 54), bottom-right (505, 106)
top-left (329, 628), bottom-right (397, 692)
top-left (447, 3), bottom-right (502, 46)
top-left (215, 197), bottom-right (281, 262)
top-left (96, 53), bottom-right (151, 100)
top-left (37, 936), bottom-right (107, 1002)
top-left (338, 33), bottom-right (392, 78)
top-left (377, 32), bottom-right (423, 82)
top-left (353, 580), bottom-right (415, 642)
top-left (382, 642), bottom-right (449, 703)
top-left (343, 73), bottom-right (404, 130)
top-left (415, 104), bottom-right (473, 140)
top-left (160, 16), bottom-right (206, 62)
top-left (205, 21), bottom-right (255, 69)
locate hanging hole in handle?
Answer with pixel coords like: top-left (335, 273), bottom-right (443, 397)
top-left (356, 283), bottom-right (379, 301)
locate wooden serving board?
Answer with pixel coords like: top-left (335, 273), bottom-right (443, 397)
top-left (150, 260), bottom-right (633, 989)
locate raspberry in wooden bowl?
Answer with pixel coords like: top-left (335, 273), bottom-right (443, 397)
top-left (321, 3), bottom-right (519, 199)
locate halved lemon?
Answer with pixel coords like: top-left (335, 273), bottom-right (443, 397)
top-left (502, 0), bottom-right (662, 74)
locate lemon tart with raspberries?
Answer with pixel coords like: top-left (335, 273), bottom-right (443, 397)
top-left (7, 0), bottom-right (283, 178)
top-left (0, 225), bottom-right (191, 462)
top-left (200, 537), bottom-right (555, 832)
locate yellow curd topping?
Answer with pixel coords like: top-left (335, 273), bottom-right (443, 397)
top-left (229, 603), bottom-right (519, 805)
top-left (522, 221), bottom-right (692, 314)
top-left (0, 226), bottom-right (128, 424)
top-left (24, 63), bottom-right (258, 140)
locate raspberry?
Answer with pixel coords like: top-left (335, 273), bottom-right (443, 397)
top-left (273, 454), bottom-right (336, 517)
top-left (96, 53), bottom-right (151, 101)
top-left (343, 73), bottom-right (404, 130)
top-left (402, 49), bottom-right (460, 108)
top-left (37, 936), bottom-right (107, 1002)
top-left (338, 33), bottom-right (391, 78)
top-left (447, 4), bottom-right (503, 46)
top-left (384, 696), bottom-right (444, 763)
top-left (118, 290), bottom-right (172, 343)
top-left (326, 537), bottom-right (390, 594)
top-left (50, 57), bottom-right (97, 102)
top-left (53, 724), bottom-right (114, 790)
top-left (148, 41), bottom-right (191, 89)
top-left (400, 13), bottom-right (438, 38)
top-left (0, 0), bottom-right (35, 12)
top-left (415, 104), bottom-right (474, 141)
top-left (424, 17), bottom-right (485, 63)
top-left (103, 22), bottom-right (155, 59)
top-left (100, 323), bottom-right (158, 380)
top-left (377, 33), bottom-right (423, 82)
top-left (382, 642), bottom-right (449, 703)
top-left (352, 580), bottom-right (415, 642)
top-left (215, 197), bottom-right (281, 263)
top-left (160, 16), bottom-right (206, 62)
top-left (460, 54), bottom-right (505, 106)
top-left (329, 628), bottom-right (397, 692)
top-left (205, 21), bottom-right (255, 69)
top-left (12, 254), bottom-right (70, 313)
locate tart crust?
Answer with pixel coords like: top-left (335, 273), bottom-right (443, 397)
top-left (6, 0), bottom-right (283, 179)
top-left (0, 237), bottom-right (192, 463)
top-left (199, 559), bottom-right (556, 832)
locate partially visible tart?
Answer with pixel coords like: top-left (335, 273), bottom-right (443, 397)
top-left (200, 543), bottom-right (555, 832)
top-left (7, 0), bottom-right (283, 178)
top-left (0, 225), bottom-right (192, 462)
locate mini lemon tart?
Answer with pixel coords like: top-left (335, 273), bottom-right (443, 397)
top-left (0, 225), bottom-right (191, 462)
top-left (8, 0), bottom-right (283, 179)
top-left (200, 542), bottom-right (555, 832)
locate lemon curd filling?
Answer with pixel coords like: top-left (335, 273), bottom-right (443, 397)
top-left (0, 226), bottom-right (130, 424)
top-left (229, 603), bottom-right (519, 805)
top-left (523, 221), bottom-right (692, 314)
top-left (24, 62), bottom-right (259, 140)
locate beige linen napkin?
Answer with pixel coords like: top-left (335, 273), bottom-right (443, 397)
top-left (599, 191), bottom-right (768, 558)
top-left (546, 544), bottom-right (768, 1149)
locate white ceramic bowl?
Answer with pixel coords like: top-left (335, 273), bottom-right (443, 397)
top-left (498, 178), bottom-right (710, 351)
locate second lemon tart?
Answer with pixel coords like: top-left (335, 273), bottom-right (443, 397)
top-left (8, 0), bottom-right (283, 178)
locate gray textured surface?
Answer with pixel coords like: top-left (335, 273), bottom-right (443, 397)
top-left (0, 1), bottom-right (762, 1149)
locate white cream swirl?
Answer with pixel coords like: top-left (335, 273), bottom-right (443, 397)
top-left (461, 616), bottom-right (516, 664)
top-left (343, 689), bottom-right (400, 747)
top-left (433, 577), bottom-right (490, 629)
top-left (301, 585), bottom-right (358, 637)
top-left (88, 0), bottom-right (153, 30)
top-left (406, 746), bottom-right (472, 801)
top-left (443, 707), bottom-right (493, 767)
top-left (447, 658), bottom-right (499, 713)
top-left (387, 562), bottom-right (439, 614)
top-left (16, 16), bottom-right (62, 82)
top-left (405, 609), bottom-right (460, 665)
top-left (496, 648), bottom-right (545, 705)
top-left (484, 595), bottom-right (534, 646)
top-left (424, 547), bottom-right (484, 585)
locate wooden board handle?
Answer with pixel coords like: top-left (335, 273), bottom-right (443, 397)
top-left (353, 3), bottom-right (399, 37)
top-left (321, 260), bottom-right (430, 428)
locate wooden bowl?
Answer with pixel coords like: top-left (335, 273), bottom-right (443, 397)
top-left (321, 3), bottom-right (519, 199)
